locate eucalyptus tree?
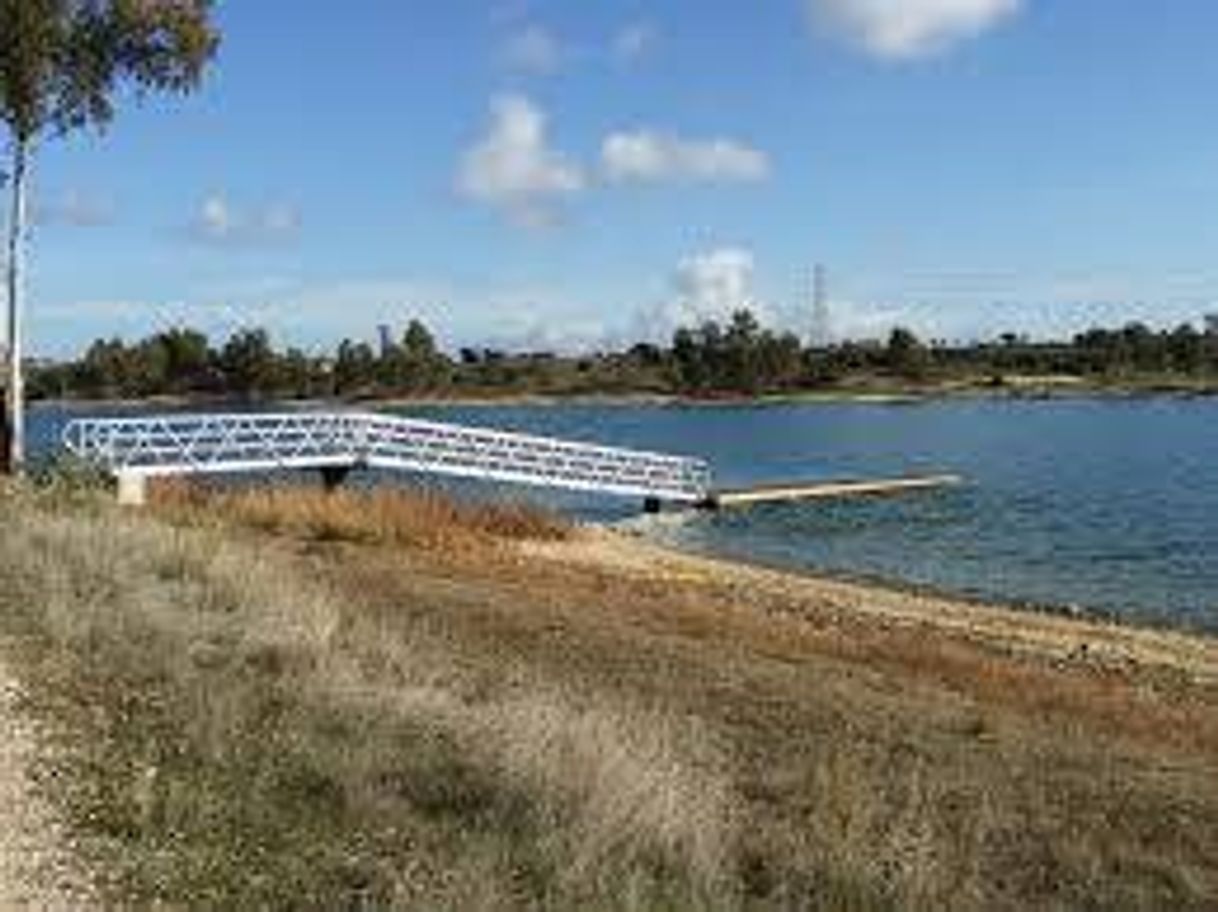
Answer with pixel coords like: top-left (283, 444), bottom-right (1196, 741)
top-left (0, 0), bottom-right (218, 473)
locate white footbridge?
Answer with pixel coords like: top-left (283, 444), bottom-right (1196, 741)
top-left (61, 411), bottom-right (713, 506)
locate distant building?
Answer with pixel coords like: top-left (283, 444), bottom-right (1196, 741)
top-left (378, 323), bottom-right (394, 356)
top-left (1205, 313), bottom-right (1218, 336)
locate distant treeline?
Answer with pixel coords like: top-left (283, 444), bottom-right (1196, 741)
top-left (28, 311), bottom-right (1218, 401)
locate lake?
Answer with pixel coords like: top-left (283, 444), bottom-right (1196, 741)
top-left (26, 397), bottom-right (1218, 634)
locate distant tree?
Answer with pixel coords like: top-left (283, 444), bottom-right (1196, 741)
top-left (723, 309), bottom-right (762, 392)
top-left (220, 328), bottom-right (275, 397)
top-left (886, 326), bottom-right (932, 380)
top-left (818, 339), bottom-right (876, 382)
top-left (1166, 324), bottom-right (1205, 375)
top-left (757, 329), bottom-right (803, 389)
top-left (376, 319), bottom-right (448, 392)
top-left (130, 335), bottom-right (170, 395)
top-left (157, 327), bottom-right (211, 390)
top-left (279, 347), bottom-right (321, 399)
top-left (78, 336), bottom-right (130, 395)
top-left (627, 342), bottom-right (663, 367)
top-left (0, 0), bottom-right (218, 472)
top-left (335, 339), bottom-right (376, 395)
top-left (401, 318), bottom-right (449, 390)
top-left (671, 326), bottom-right (708, 392)
top-left (668, 310), bottom-right (807, 394)
top-left (402, 319), bottom-right (436, 358)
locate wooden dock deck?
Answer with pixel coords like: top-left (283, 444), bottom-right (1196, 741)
top-left (699, 474), bottom-right (963, 510)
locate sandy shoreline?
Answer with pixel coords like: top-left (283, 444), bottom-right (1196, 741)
top-left (523, 526), bottom-right (1218, 687)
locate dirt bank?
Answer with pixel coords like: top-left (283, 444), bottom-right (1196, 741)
top-left (524, 526), bottom-right (1218, 687)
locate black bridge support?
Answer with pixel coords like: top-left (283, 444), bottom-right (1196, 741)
top-left (320, 465), bottom-right (353, 492)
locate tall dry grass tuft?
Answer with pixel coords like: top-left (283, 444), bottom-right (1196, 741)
top-left (152, 480), bottom-right (572, 553)
top-left (0, 487), bottom-right (732, 909)
top-left (484, 695), bottom-right (734, 894)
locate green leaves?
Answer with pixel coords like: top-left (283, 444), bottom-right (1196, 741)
top-left (0, 0), bottom-right (59, 139)
top-left (0, 0), bottom-right (219, 141)
top-left (110, 0), bottom-right (219, 95)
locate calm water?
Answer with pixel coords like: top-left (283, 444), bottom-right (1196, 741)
top-left (26, 397), bottom-right (1218, 634)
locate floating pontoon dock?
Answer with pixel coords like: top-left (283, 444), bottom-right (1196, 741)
top-left (693, 474), bottom-right (963, 511)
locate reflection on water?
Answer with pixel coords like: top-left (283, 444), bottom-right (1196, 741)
top-left (27, 397), bottom-right (1218, 634)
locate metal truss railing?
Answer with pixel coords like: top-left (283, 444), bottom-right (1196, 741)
top-left (61, 411), bottom-right (712, 503)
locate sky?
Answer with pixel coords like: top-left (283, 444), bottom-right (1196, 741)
top-left (15, 0), bottom-right (1218, 356)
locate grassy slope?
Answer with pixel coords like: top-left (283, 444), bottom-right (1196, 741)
top-left (0, 481), bottom-right (1215, 909)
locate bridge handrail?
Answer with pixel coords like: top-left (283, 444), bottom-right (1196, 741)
top-left (62, 412), bottom-right (703, 466)
top-left (61, 410), bottom-right (712, 502)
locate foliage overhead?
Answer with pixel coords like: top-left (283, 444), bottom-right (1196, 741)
top-left (0, 0), bottom-right (218, 142)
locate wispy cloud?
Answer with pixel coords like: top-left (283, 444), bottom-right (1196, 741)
top-left (456, 94), bottom-right (585, 228)
top-left (33, 189), bottom-right (116, 228)
top-left (188, 193), bottom-right (302, 247)
top-left (602, 130), bottom-right (770, 184)
top-left (809, 266), bottom-right (1218, 343)
top-left (612, 21), bottom-right (659, 65)
top-left (501, 23), bottom-right (563, 75)
top-left (808, 0), bottom-right (1022, 60)
top-left (35, 276), bottom-right (613, 357)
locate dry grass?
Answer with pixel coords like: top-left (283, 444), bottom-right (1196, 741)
top-left (1, 480), bottom-right (1215, 909)
top-left (0, 487), bottom-right (728, 909)
top-left (311, 512), bottom-right (1218, 909)
top-left (152, 479), bottom-right (572, 553)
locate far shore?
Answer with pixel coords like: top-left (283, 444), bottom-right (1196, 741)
top-left (28, 376), bottom-right (1218, 413)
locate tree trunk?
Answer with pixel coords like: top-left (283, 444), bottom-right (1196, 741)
top-left (4, 138), bottom-right (28, 476)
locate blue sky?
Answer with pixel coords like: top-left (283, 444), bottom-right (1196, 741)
top-left (19, 0), bottom-right (1218, 356)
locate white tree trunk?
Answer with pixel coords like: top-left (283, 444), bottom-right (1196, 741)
top-left (4, 139), bottom-right (27, 476)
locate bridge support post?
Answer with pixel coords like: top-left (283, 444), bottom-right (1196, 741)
top-left (320, 465), bottom-right (352, 492)
top-left (116, 471), bottom-right (147, 507)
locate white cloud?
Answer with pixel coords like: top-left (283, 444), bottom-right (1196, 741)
top-left (480, 309), bottom-right (610, 354)
top-left (33, 276), bottom-right (615, 357)
top-left (501, 24), bottom-right (563, 74)
top-left (613, 21), bottom-right (658, 64)
top-left (33, 188), bottom-right (115, 228)
top-left (456, 94), bottom-right (585, 228)
top-left (191, 193), bottom-right (301, 246)
top-left (259, 202), bottom-right (302, 237)
top-left (197, 194), bottom-right (236, 239)
top-left (809, 0), bottom-right (1022, 59)
top-left (808, 266), bottom-right (1218, 344)
top-left (633, 248), bottom-right (768, 343)
top-left (602, 131), bottom-right (770, 184)
top-left (674, 248), bottom-right (763, 319)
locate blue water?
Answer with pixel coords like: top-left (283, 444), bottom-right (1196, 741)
top-left (26, 398), bottom-right (1218, 634)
